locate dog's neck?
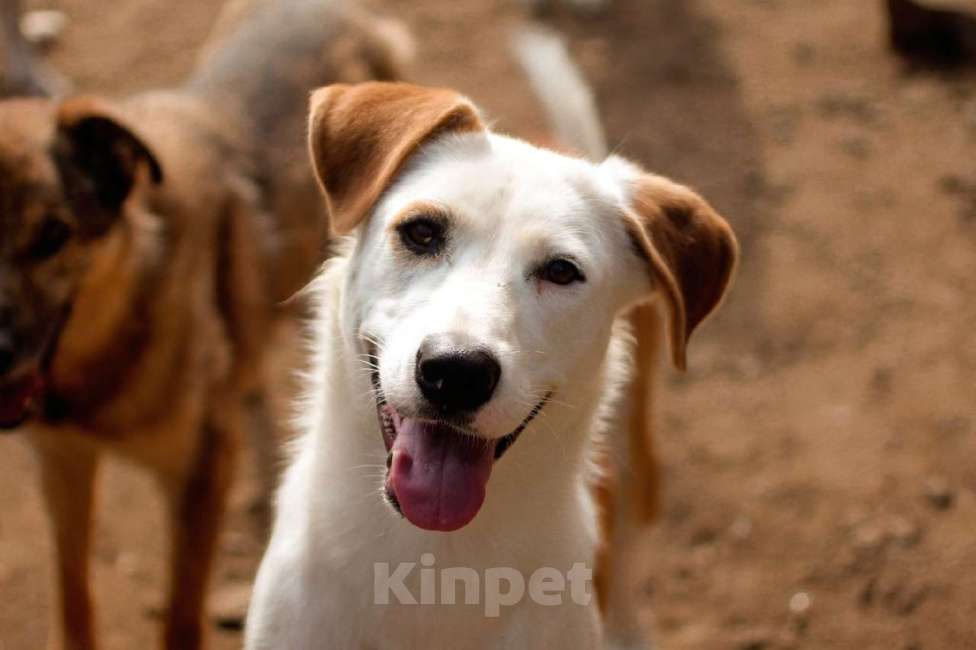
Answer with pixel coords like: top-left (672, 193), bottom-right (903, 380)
top-left (300, 265), bottom-right (607, 562)
top-left (46, 208), bottom-right (165, 420)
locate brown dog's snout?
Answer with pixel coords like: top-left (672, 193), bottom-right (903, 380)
top-left (0, 331), bottom-right (16, 376)
top-left (415, 334), bottom-right (501, 413)
top-left (0, 295), bottom-right (27, 376)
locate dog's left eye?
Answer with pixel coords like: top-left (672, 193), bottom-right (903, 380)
top-left (540, 258), bottom-right (585, 285)
top-left (29, 218), bottom-right (73, 261)
top-left (398, 217), bottom-right (444, 255)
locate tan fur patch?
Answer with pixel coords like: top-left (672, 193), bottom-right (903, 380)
top-left (308, 82), bottom-right (484, 234)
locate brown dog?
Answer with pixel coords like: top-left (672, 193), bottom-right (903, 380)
top-left (0, 1), bottom-right (409, 648)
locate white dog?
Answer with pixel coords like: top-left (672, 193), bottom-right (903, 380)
top-left (245, 81), bottom-right (737, 649)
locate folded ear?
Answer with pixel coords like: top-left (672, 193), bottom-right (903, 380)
top-left (52, 97), bottom-right (163, 237)
top-left (307, 82), bottom-right (484, 234)
top-left (621, 170), bottom-right (738, 370)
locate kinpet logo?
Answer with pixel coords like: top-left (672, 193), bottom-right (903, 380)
top-left (374, 553), bottom-right (593, 617)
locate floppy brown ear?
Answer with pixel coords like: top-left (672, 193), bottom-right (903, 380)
top-left (624, 173), bottom-right (738, 370)
top-left (307, 82), bottom-right (484, 234)
top-left (52, 96), bottom-right (163, 237)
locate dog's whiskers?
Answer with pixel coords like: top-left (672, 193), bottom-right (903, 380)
top-left (359, 332), bottom-right (387, 354)
top-left (356, 358), bottom-right (381, 371)
top-left (346, 463), bottom-right (388, 472)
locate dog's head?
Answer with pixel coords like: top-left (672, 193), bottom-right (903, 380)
top-left (308, 82), bottom-right (736, 532)
top-left (0, 97), bottom-right (162, 429)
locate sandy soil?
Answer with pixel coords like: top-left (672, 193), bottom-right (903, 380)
top-left (1, 0), bottom-right (975, 648)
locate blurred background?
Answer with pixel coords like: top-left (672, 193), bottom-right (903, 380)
top-left (1, 0), bottom-right (975, 648)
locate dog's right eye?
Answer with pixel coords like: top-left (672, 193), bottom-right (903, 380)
top-left (29, 218), bottom-right (73, 261)
top-left (398, 217), bottom-right (444, 256)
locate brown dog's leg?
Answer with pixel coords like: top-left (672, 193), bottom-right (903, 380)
top-left (244, 390), bottom-right (276, 537)
top-left (160, 418), bottom-right (237, 650)
top-left (33, 435), bottom-right (99, 650)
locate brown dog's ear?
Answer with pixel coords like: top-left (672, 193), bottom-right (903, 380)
top-left (623, 172), bottom-right (738, 370)
top-left (52, 97), bottom-right (163, 236)
top-left (308, 82), bottom-right (484, 234)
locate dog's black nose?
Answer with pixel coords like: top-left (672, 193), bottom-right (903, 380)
top-left (415, 335), bottom-right (501, 413)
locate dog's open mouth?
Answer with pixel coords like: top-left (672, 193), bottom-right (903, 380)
top-left (0, 307), bottom-right (71, 432)
top-left (371, 365), bottom-right (549, 532)
top-left (379, 406), bottom-right (496, 532)
top-left (0, 373), bottom-right (43, 431)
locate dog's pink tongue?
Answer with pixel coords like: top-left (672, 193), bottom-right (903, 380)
top-left (388, 418), bottom-right (495, 532)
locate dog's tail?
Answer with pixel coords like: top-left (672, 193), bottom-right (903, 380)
top-left (510, 25), bottom-right (607, 160)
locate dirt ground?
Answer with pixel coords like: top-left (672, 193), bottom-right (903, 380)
top-left (2, 0), bottom-right (975, 648)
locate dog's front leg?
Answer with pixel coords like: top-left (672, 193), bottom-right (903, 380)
top-left (159, 416), bottom-right (237, 650)
top-left (33, 434), bottom-right (99, 650)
